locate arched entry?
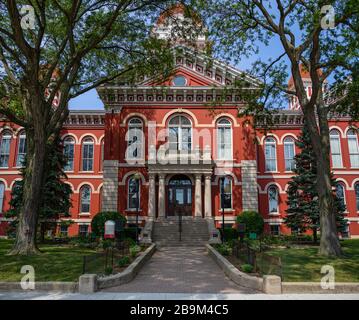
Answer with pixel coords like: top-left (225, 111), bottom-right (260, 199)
top-left (167, 175), bottom-right (193, 217)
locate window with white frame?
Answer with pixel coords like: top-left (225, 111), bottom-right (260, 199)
top-left (16, 132), bottom-right (26, 167)
top-left (268, 185), bottom-right (279, 213)
top-left (168, 115), bottom-right (192, 151)
top-left (100, 139), bottom-right (104, 171)
top-left (270, 225), bottom-right (280, 236)
top-left (0, 182), bottom-right (4, 213)
top-left (63, 137), bottom-right (75, 171)
top-left (0, 131), bottom-right (11, 168)
top-left (60, 225), bottom-right (68, 237)
top-left (284, 137), bottom-right (295, 171)
top-left (126, 118), bottom-right (144, 160)
top-left (79, 224), bottom-right (89, 237)
top-left (265, 137), bottom-right (277, 172)
top-left (80, 185), bottom-right (91, 213)
top-left (330, 130), bottom-right (343, 168)
top-left (356, 183), bottom-right (359, 212)
top-left (336, 183), bottom-right (346, 209)
top-left (347, 129), bottom-right (359, 168)
top-left (128, 177), bottom-right (140, 210)
top-left (217, 118), bottom-right (232, 160)
top-left (220, 176), bottom-right (232, 209)
top-left (82, 137), bottom-right (94, 171)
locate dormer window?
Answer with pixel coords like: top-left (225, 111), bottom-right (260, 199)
top-left (173, 75), bottom-right (187, 86)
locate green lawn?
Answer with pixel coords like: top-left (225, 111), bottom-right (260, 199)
top-left (0, 239), bottom-right (97, 282)
top-left (267, 239), bottom-right (359, 282)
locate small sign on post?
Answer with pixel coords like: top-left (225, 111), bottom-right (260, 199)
top-left (104, 220), bottom-right (115, 239)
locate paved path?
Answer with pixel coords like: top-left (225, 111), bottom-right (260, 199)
top-left (102, 246), bottom-right (255, 294)
top-left (1, 292), bottom-right (358, 300)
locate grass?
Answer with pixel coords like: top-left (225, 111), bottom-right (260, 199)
top-left (0, 239), bottom-right (97, 282)
top-left (267, 239), bottom-right (359, 282)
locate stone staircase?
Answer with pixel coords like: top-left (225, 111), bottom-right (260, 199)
top-left (153, 218), bottom-right (209, 247)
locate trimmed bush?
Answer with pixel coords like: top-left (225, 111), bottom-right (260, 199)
top-left (118, 256), bottom-right (130, 267)
top-left (241, 264), bottom-right (254, 273)
top-left (91, 211), bottom-right (126, 238)
top-left (222, 227), bottom-right (239, 242)
top-left (215, 243), bottom-right (231, 256)
top-left (124, 227), bottom-right (140, 241)
top-left (130, 245), bottom-right (141, 258)
top-left (236, 211), bottom-right (264, 237)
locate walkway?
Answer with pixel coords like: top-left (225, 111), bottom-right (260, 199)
top-left (102, 246), bottom-right (255, 294)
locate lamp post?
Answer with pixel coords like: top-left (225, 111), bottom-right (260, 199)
top-left (221, 176), bottom-right (225, 244)
top-left (133, 173), bottom-right (141, 245)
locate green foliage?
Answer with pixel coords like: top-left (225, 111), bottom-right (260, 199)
top-left (129, 245), bottom-right (141, 258)
top-left (241, 264), bottom-right (254, 273)
top-left (5, 137), bottom-right (72, 236)
top-left (104, 267), bottom-right (113, 275)
top-left (222, 227), bottom-right (239, 242)
top-left (102, 239), bottom-right (114, 250)
top-left (118, 256), bottom-right (130, 268)
top-left (91, 212), bottom-right (126, 238)
top-left (124, 237), bottom-right (136, 247)
top-left (214, 243), bottom-right (231, 256)
top-left (285, 122), bottom-right (347, 237)
top-left (236, 211), bottom-right (264, 237)
top-left (124, 227), bottom-right (140, 241)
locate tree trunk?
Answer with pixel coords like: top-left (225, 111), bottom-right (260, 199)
top-left (316, 137), bottom-right (343, 257)
top-left (8, 113), bottom-right (47, 255)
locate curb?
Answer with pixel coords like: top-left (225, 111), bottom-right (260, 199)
top-left (79, 243), bottom-right (156, 292)
top-left (206, 244), bottom-right (265, 292)
top-left (0, 281), bottom-right (78, 293)
top-left (282, 282), bottom-right (359, 294)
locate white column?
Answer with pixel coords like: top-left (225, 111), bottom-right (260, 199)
top-left (158, 174), bottom-right (166, 217)
top-left (148, 173), bottom-right (156, 219)
top-left (204, 174), bottom-right (212, 217)
top-left (194, 174), bottom-right (202, 217)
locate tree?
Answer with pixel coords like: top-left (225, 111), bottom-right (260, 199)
top-left (236, 211), bottom-right (264, 237)
top-left (5, 136), bottom-right (73, 243)
top-left (0, 0), bottom-right (178, 255)
top-left (285, 122), bottom-right (346, 243)
top-left (196, 0), bottom-right (358, 256)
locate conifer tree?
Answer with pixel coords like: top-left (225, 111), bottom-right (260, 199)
top-left (285, 122), bottom-right (347, 243)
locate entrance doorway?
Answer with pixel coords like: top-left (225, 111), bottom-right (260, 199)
top-left (167, 175), bottom-right (193, 217)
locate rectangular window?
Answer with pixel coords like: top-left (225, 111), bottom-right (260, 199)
top-left (128, 179), bottom-right (140, 209)
top-left (265, 144), bottom-right (277, 172)
top-left (82, 144), bottom-right (93, 171)
top-left (79, 225), bottom-right (89, 237)
top-left (284, 143), bottom-right (295, 171)
top-left (16, 135), bottom-right (26, 167)
top-left (270, 225), bottom-right (280, 236)
top-left (218, 127), bottom-right (231, 159)
top-left (330, 136), bottom-right (343, 168)
top-left (0, 183), bottom-right (4, 213)
top-left (0, 136), bottom-right (11, 168)
top-left (220, 178), bottom-right (232, 209)
top-left (64, 143), bottom-right (74, 171)
top-left (348, 136), bottom-right (359, 168)
top-left (60, 225), bottom-right (68, 237)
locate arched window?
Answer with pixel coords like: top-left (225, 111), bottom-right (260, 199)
top-left (330, 130), bottom-right (343, 168)
top-left (80, 185), bottom-right (91, 213)
top-left (0, 131), bottom-right (12, 168)
top-left (82, 137), bottom-right (94, 171)
top-left (265, 137), bottom-right (277, 172)
top-left (128, 177), bottom-right (140, 210)
top-left (268, 185), bottom-right (279, 213)
top-left (126, 118), bottom-right (144, 160)
top-left (63, 137), bottom-right (75, 171)
top-left (347, 129), bottom-right (359, 168)
top-left (217, 118), bottom-right (232, 160)
top-left (336, 183), bottom-right (346, 208)
top-left (220, 176), bottom-right (232, 209)
top-left (284, 137), bottom-right (295, 171)
top-left (0, 182), bottom-right (4, 213)
top-left (16, 131), bottom-right (26, 167)
top-left (168, 115), bottom-right (192, 151)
